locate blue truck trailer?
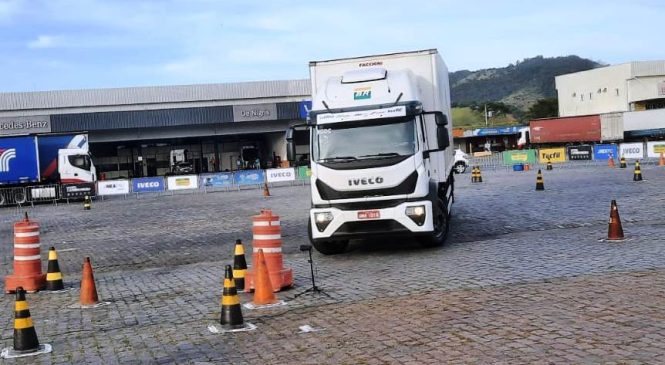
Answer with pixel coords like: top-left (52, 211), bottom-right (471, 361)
top-left (0, 134), bottom-right (96, 205)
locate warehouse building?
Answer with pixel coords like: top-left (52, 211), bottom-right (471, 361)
top-left (556, 61), bottom-right (665, 116)
top-left (555, 61), bottom-right (665, 139)
top-left (0, 80), bottom-right (312, 179)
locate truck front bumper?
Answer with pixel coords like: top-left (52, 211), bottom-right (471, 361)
top-left (310, 200), bottom-right (434, 240)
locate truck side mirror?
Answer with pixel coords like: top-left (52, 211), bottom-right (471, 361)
top-left (434, 112), bottom-right (448, 126)
top-left (437, 126), bottom-right (450, 150)
top-left (285, 127), bottom-right (296, 162)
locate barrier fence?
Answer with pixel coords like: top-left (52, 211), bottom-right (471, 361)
top-left (0, 167), bottom-right (312, 206)
top-left (470, 141), bottom-right (664, 171)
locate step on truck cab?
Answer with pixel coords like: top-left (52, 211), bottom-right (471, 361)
top-left (286, 49), bottom-right (455, 254)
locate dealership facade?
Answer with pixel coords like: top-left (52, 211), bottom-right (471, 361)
top-left (0, 80), bottom-right (312, 179)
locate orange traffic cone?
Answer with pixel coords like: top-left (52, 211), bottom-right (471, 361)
top-left (607, 200), bottom-right (624, 241)
top-left (80, 257), bottom-right (100, 306)
top-left (608, 154), bottom-right (616, 168)
top-left (659, 152), bottom-right (665, 167)
top-left (251, 250), bottom-right (276, 306)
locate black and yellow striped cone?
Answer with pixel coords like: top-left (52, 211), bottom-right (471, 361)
top-left (476, 166), bottom-right (483, 183)
top-left (232, 239), bottom-right (247, 291)
top-left (620, 156), bottom-right (627, 168)
top-left (45, 247), bottom-right (64, 291)
top-left (471, 167), bottom-right (477, 183)
top-left (535, 169), bottom-right (545, 191)
top-left (13, 287), bottom-right (40, 352)
top-left (546, 159), bottom-right (553, 171)
top-left (83, 195), bottom-right (91, 210)
top-left (0, 287), bottom-right (51, 359)
top-left (220, 265), bottom-right (244, 329)
top-left (633, 160), bottom-right (643, 181)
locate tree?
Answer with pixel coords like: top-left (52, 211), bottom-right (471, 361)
top-left (526, 98), bottom-right (558, 120)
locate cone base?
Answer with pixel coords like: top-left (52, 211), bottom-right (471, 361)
top-left (243, 299), bottom-right (288, 310)
top-left (244, 268), bottom-right (293, 293)
top-left (68, 301), bottom-right (111, 309)
top-left (208, 322), bottom-right (256, 334)
top-left (1, 344), bottom-right (52, 359)
top-left (4, 274), bottom-right (46, 294)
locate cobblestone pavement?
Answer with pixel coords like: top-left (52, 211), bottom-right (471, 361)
top-left (0, 164), bottom-right (664, 364)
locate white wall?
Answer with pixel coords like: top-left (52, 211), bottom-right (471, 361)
top-left (627, 76), bottom-right (665, 104)
top-left (556, 64), bottom-right (631, 117)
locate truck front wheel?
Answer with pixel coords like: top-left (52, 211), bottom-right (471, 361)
top-left (308, 220), bottom-right (348, 255)
top-left (420, 198), bottom-right (449, 248)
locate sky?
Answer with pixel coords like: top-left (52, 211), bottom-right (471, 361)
top-left (0, 0), bottom-right (663, 92)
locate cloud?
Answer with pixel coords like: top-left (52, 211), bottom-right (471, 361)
top-left (0, 0), bottom-right (22, 24)
top-left (27, 35), bottom-right (60, 49)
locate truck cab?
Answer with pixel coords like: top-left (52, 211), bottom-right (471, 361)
top-left (58, 149), bottom-right (96, 183)
top-left (287, 50), bottom-right (455, 254)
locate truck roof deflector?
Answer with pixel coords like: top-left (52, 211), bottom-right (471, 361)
top-left (341, 68), bottom-right (387, 83)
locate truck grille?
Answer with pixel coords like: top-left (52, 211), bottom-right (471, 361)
top-left (315, 172), bottom-right (418, 200)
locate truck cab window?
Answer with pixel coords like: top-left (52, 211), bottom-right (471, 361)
top-left (69, 155), bottom-right (91, 170)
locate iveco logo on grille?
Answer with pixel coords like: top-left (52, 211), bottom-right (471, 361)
top-left (348, 177), bottom-right (384, 186)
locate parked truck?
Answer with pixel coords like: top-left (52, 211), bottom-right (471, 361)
top-left (0, 134), bottom-right (96, 205)
top-left (286, 49), bottom-right (454, 254)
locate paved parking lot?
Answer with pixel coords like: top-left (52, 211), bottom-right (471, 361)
top-left (1, 164), bottom-right (665, 364)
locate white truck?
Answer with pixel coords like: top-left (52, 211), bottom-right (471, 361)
top-left (286, 49), bottom-right (455, 254)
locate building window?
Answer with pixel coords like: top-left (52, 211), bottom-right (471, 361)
top-left (589, 92), bottom-right (592, 100)
top-left (597, 88), bottom-right (602, 93)
top-left (616, 88), bottom-right (620, 96)
top-left (580, 94), bottom-right (584, 101)
top-left (603, 88), bottom-right (607, 93)
top-left (572, 92), bottom-right (576, 98)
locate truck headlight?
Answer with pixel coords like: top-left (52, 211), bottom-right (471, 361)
top-left (314, 212), bottom-right (334, 232)
top-left (405, 205), bottom-right (426, 226)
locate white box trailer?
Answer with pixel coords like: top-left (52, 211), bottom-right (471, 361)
top-left (286, 49), bottom-right (455, 254)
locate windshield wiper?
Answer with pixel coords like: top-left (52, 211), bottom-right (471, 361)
top-left (321, 156), bottom-right (358, 162)
top-left (358, 152), bottom-right (402, 159)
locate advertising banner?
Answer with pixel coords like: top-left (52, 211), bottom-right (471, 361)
top-left (167, 175), bottom-right (198, 190)
top-left (619, 142), bottom-right (644, 159)
top-left (61, 183), bottom-right (95, 198)
top-left (502, 149), bottom-right (536, 165)
top-left (646, 141), bottom-right (665, 158)
top-left (593, 144), bottom-right (618, 160)
top-left (266, 168), bottom-right (295, 183)
top-left (567, 145), bottom-right (593, 161)
top-left (132, 177), bottom-right (165, 193)
top-left (234, 170), bottom-right (265, 186)
top-left (297, 166), bottom-right (312, 179)
top-left (200, 173), bottom-right (234, 188)
top-left (97, 180), bottom-right (130, 196)
top-left (538, 148), bottom-right (567, 163)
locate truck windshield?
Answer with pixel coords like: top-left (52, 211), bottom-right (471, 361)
top-left (313, 118), bottom-right (417, 162)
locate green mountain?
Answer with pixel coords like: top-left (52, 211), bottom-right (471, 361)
top-left (450, 55), bottom-right (602, 111)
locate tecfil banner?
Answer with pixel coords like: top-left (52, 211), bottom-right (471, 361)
top-left (619, 143), bottom-right (644, 159)
top-left (266, 168), bottom-right (295, 183)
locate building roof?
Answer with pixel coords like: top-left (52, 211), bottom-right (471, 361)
top-left (0, 79), bottom-right (311, 112)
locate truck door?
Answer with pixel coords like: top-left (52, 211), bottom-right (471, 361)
top-left (59, 150), bottom-right (95, 183)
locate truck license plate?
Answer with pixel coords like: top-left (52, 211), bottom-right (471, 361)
top-left (357, 210), bottom-right (380, 220)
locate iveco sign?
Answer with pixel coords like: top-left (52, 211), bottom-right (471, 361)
top-left (233, 103), bottom-right (277, 122)
top-left (0, 115), bottom-right (51, 136)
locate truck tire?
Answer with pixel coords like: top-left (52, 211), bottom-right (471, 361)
top-left (308, 220), bottom-right (348, 255)
top-left (454, 162), bottom-right (467, 174)
top-left (14, 188), bottom-right (27, 205)
top-left (420, 198), bottom-right (449, 248)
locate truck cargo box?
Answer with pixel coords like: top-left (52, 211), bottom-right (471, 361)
top-left (0, 136), bottom-right (39, 185)
top-left (530, 115), bottom-right (601, 143)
